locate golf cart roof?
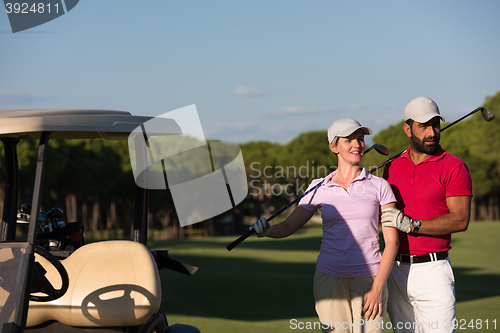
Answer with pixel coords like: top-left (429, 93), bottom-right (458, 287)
top-left (0, 109), bottom-right (181, 140)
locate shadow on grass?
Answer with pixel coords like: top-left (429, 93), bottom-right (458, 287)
top-left (160, 235), bottom-right (322, 322)
top-left (162, 254), bottom-right (318, 321)
top-left (162, 257), bottom-right (500, 322)
top-left (160, 228), bottom-right (379, 321)
top-left (454, 267), bottom-right (500, 302)
top-left (158, 236), bottom-right (500, 322)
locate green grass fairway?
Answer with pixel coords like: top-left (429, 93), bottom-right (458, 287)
top-left (149, 222), bottom-right (500, 332)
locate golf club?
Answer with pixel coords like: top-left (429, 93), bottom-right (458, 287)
top-left (226, 143), bottom-right (389, 251)
top-left (365, 143), bottom-right (389, 156)
top-left (368, 107), bottom-right (495, 174)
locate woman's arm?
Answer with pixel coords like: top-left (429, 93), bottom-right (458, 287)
top-left (266, 206), bottom-right (315, 238)
top-left (362, 202), bottom-right (399, 320)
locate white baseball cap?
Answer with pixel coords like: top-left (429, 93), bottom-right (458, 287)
top-left (327, 118), bottom-right (372, 144)
top-left (404, 97), bottom-right (445, 123)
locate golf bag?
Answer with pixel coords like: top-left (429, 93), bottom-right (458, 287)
top-left (17, 204), bottom-right (84, 253)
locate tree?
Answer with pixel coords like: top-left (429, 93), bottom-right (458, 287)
top-left (239, 141), bottom-right (282, 218)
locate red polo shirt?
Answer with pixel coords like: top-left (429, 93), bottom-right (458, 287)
top-left (383, 146), bottom-right (472, 256)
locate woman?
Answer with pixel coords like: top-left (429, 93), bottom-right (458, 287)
top-left (252, 118), bottom-right (398, 333)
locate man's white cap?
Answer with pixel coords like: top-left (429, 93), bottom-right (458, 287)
top-left (327, 118), bottom-right (372, 144)
top-left (404, 97), bottom-right (445, 123)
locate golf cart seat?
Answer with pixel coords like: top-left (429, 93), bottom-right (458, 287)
top-left (27, 240), bottom-right (162, 328)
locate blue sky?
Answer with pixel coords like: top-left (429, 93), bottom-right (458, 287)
top-left (1, 1), bottom-right (500, 144)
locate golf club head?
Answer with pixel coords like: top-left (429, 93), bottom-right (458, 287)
top-left (46, 207), bottom-right (64, 219)
top-left (480, 107), bottom-right (495, 122)
top-left (364, 144), bottom-right (389, 155)
top-left (373, 143), bottom-right (389, 155)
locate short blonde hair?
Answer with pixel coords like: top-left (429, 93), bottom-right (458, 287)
top-left (330, 136), bottom-right (340, 147)
top-left (329, 136), bottom-right (340, 151)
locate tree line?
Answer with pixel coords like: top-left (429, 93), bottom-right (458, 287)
top-left (1, 91), bottom-right (499, 240)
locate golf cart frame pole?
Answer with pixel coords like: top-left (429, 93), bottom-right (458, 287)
top-left (133, 187), bottom-right (149, 245)
top-left (132, 134), bottom-right (149, 245)
top-left (1, 138), bottom-right (20, 242)
top-left (16, 131), bottom-right (52, 330)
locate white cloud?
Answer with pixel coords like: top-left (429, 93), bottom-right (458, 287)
top-left (0, 89), bottom-right (53, 104)
top-left (232, 84), bottom-right (287, 97)
top-left (232, 85), bottom-right (267, 96)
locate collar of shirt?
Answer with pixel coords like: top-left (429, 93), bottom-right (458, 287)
top-left (401, 145), bottom-right (447, 165)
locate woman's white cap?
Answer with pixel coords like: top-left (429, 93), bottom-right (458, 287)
top-left (327, 118), bottom-right (372, 144)
top-left (404, 97), bottom-right (445, 123)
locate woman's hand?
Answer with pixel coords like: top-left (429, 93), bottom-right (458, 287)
top-left (250, 217), bottom-right (271, 237)
top-left (361, 284), bottom-right (383, 321)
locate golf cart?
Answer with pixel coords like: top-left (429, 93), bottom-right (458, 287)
top-left (0, 109), bottom-right (200, 332)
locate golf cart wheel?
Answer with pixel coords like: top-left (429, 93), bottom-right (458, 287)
top-left (30, 245), bottom-right (69, 302)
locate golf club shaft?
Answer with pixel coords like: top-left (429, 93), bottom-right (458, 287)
top-left (363, 145), bottom-right (376, 154)
top-left (226, 179), bottom-right (325, 251)
top-left (368, 107), bottom-right (488, 174)
top-left (226, 144), bottom-right (388, 251)
top-left (440, 107), bottom-right (486, 132)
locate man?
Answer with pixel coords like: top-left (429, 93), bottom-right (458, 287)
top-left (381, 97), bottom-right (472, 333)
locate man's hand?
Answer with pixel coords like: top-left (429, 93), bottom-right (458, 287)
top-left (250, 217), bottom-right (271, 237)
top-left (381, 207), bottom-right (412, 233)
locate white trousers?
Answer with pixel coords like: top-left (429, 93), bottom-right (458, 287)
top-left (387, 258), bottom-right (456, 333)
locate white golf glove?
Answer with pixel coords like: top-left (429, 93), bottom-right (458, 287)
top-left (381, 207), bottom-right (412, 233)
top-left (250, 217), bottom-right (271, 237)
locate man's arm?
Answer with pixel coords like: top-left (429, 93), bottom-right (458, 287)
top-left (416, 195), bottom-right (471, 235)
top-left (381, 195), bottom-right (471, 236)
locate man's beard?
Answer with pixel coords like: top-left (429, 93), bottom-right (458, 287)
top-left (410, 132), bottom-right (440, 155)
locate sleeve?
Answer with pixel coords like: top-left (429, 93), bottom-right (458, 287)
top-left (445, 160), bottom-right (473, 198)
top-left (379, 178), bottom-right (397, 206)
top-left (298, 179), bottom-right (323, 212)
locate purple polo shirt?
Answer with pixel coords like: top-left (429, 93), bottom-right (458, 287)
top-left (299, 167), bottom-right (396, 278)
